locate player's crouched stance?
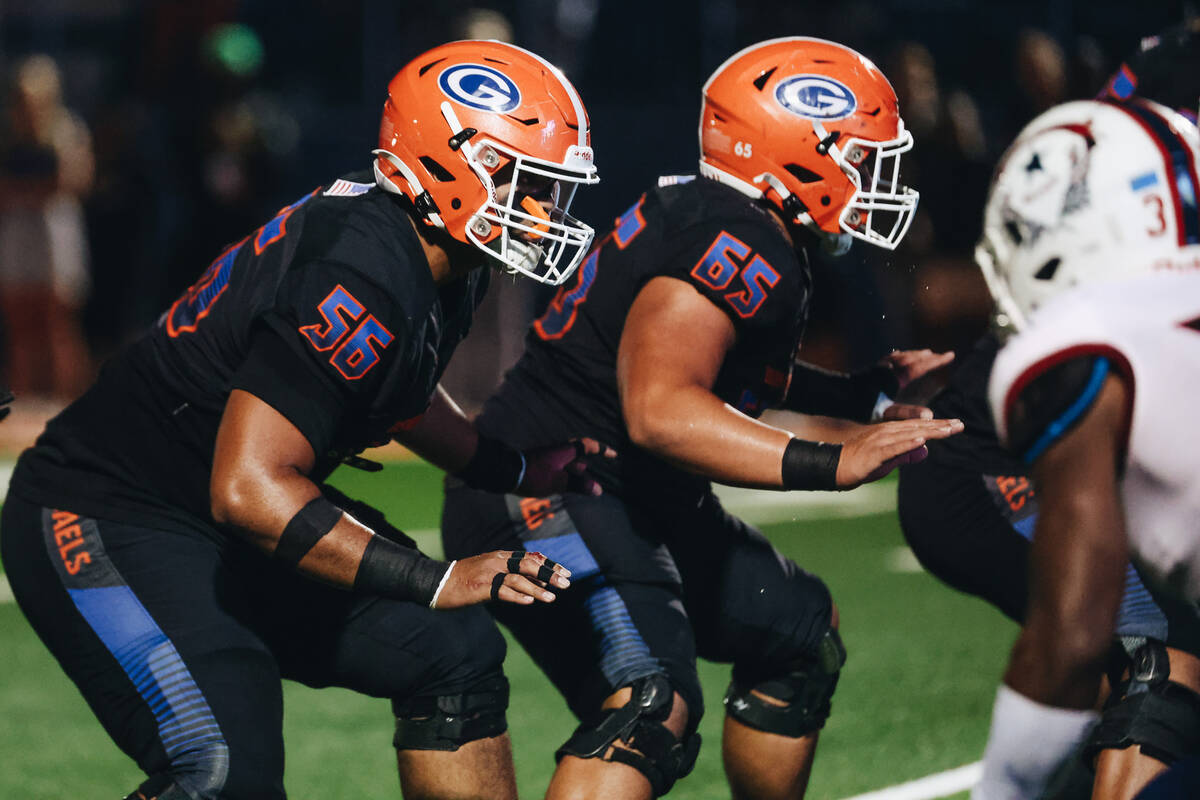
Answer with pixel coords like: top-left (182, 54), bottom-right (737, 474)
top-left (0, 40), bottom-right (600, 800)
top-left (444, 38), bottom-right (961, 800)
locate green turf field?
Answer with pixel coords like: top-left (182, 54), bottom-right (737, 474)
top-left (0, 461), bottom-right (1016, 798)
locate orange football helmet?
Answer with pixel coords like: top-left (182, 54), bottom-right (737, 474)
top-left (375, 40), bottom-right (599, 285)
top-left (700, 37), bottom-right (918, 251)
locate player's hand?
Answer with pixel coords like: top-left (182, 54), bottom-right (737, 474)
top-left (432, 550), bottom-right (572, 609)
top-left (880, 348), bottom-right (955, 389)
top-left (878, 402), bottom-right (934, 421)
top-left (835, 417), bottom-right (963, 489)
top-left (516, 438), bottom-right (616, 497)
top-left (0, 388), bottom-right (13, 422)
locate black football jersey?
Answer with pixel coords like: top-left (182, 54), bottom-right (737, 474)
top-left (477, 176), bottom-right (811, 499)
top-left (924, 331), bottom-right (1026, 475)
top-left (12, 171), bottom-right (488, 535)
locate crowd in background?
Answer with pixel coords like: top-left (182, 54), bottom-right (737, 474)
top-left (0, 0), bottom-right (1193, 410)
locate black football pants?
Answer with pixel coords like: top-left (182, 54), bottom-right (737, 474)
top-left (441, 482), bottom-right (834, 732)
top-left (0, 493), bottom-right (506, 799)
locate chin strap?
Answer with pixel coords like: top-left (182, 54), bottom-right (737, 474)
top-left (372, 150), bottom-right (446, 228)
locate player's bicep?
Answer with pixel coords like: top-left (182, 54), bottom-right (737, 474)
top-left (617, 276), bottom-right (735, 425)
top-left (211, 388), bottom-right (320, 537)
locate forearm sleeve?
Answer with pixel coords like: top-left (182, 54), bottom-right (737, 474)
top-left (780, 362), bottom-right (898, 423)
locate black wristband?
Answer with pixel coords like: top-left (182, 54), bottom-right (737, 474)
top-left (781, 438), bottom-right (842, 491)
top-left (456, 435), bottom-right (526, 493)
top-left (274, 496), bottom-right (344, 567)
top-left (354, 535), bottom-right (451, 605)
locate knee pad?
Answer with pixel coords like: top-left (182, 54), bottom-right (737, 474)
top-left (1085, 638), bottom-right (1200, 765)
top-left (556, 674), bottom-right (701, 797)
top-left (725, 627), bottom-right (846, 738)
top-left (392, 674), bottom-right (509, 752)
top-left (124, 777), bottom-right (193, 800)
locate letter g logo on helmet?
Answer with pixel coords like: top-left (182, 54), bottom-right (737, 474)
top-left (774, 75), bottom-right (857, 121)
top-left (438, 64), bottom-right (522, 113)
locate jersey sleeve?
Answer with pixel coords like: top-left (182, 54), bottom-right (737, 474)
top-left (231, 259), bottom-right (411, 457)
top-left (999, 354), bottom-right (1112, 463)
top-left (661, 218), bottom-right (808, 337)
top-left (988, 300), bottom-right (1134, 464)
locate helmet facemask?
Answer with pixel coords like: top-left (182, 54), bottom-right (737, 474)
top-left (461, 138), bottom-right (597, 285)
top-left (817, 121), bottom-right (919, 249)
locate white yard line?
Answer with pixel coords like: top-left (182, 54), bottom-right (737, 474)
top-left (0, 459), bottom-right (11, 500)
top-left (838, 761), bottom-right (981, 800)
top-left (714, 480), bottom-right (896, 523)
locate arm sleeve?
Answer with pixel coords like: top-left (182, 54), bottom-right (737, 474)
top-left (781, 361), bottom-right (899, 422)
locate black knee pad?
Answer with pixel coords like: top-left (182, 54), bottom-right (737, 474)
top-left (725, 627), bottom-right (846, 738)
top-left (1085, 639), bottom-right (1200, 765)
top-left (392, 674), bottom-right (509, 752)
top-left (124, 776), bottom-right (193, 800)
top-left (556, 674), bottom-right (700, 797)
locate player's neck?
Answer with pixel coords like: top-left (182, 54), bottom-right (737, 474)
top-left (408, 215), bottom-right (476, 284)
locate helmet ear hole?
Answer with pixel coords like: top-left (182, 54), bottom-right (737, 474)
top-left (820, 195), bottom-right (832, 206)
top-left (419, 156), bottom-right (456, 183)
top-left (1034, 257), bottom-right (1062, 281)
top-left (785, 164), bottom-right (824, 184)
top-left (451, 198), bottom-right (462, 210)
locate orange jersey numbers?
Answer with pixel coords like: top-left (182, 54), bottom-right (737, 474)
top-left (299, 285), bottom-right (394, 380)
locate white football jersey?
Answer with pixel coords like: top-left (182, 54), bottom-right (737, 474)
top-left (989, 270), bottom-right (1200, 602)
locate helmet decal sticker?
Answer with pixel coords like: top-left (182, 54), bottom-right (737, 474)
top-left (775, 74), bottom-right (857, 120)
top-left (438, 64), bottom-right (522, 113)
top-left (998, 124), bottom-right (1096, 251)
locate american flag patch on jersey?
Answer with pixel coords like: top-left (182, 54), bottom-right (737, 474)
top-left (657, 175), bottom-right (696, 187)
top-left (324, 179), bottom-right (373, 197)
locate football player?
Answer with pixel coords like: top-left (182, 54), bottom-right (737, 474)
top-left (968, 98), bottom-right (1200, 799)
top-left (0, 40), bottom-right (602, 800)
top-left (441, 37), bottom-right (962, 800)
top-left (899, 30), bottom-right (1200, 799)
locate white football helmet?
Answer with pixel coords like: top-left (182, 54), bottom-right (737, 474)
top-left (976, 98), bottom-right (1200, 331)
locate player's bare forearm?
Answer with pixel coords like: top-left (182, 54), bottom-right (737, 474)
top-left (628, 382), bottom-right (795, 488)
top-left (1002, 376), bottom-right (1129, 710)
top-left (1002, 498), bottom-right (1123, 710)
top-left (211, 389), bottom-right (370, 588)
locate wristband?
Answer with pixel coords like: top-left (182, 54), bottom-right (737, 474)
top-left (456, 435), bottom-right (526, 493)
top-left (429, 560), bottom-right (457, 608)
top-left (273, 496), bottom-right (343, 567)
top-left (354, 535), bottom-right (452, 605)
top-left (781, 438), bottom-right (842, 491)
top-left (869, 392), bottom-right (896, 422)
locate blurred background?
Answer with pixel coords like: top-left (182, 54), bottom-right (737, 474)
top-left (0, 0), bottom-right (1195, 435)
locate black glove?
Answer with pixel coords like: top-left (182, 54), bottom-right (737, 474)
top-left (318, 483), bottom-right (419, 550)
